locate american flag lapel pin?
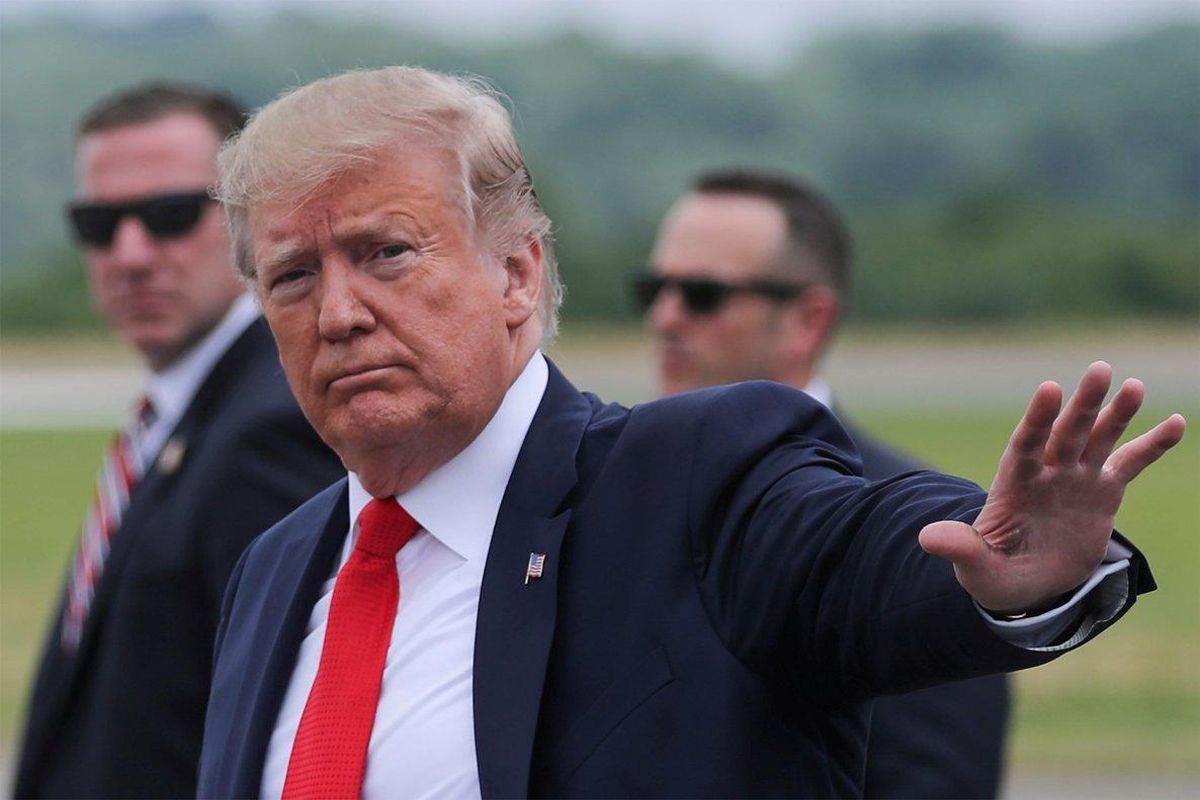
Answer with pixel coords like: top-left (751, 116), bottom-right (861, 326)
top-left (525, 552), bottom-right (546, 585)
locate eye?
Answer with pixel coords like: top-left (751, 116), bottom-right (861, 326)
top-left (373, 243), bottom-right (411, 260)
top-left (273, 268), bottom-right (312, 287)
top-left (263, 266), bottom-right (316, 301)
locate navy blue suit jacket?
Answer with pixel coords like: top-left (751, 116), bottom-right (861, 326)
top-left (15, 319), bottom-right (344, 800)
top-left (199, 364), bottom-right (1152, 799)
top-left (839, 417), bottom-right (1011, 799)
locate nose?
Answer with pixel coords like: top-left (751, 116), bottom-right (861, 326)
top-left (317, 262), bottom-right (376, 341)
top-left (105, 216), bottom-right (158, 272)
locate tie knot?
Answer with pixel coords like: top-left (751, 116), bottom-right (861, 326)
top-left (136, 394), bottom-right (155, 419)
top-left (356, 498), bottom-right (419, 559)
top-left (133, 395), bottom-right (157, 433)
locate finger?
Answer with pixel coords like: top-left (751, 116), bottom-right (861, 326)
top-left (1002, 380), bottom-right (1062, 481)
top-left (1046, 361), bottom-right (1112, 466)
top-left (1080, 378), bottom-right (1144, 468)
top-left (1106, 413), bottom-right (1187, 484)
top-left (918, 519), bottom-right (989, 567)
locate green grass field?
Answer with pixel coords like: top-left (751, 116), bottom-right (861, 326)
top-left (1, 408), bottom-right (1197, 771)
top-left (856, 407), bottom-right (1200, 772)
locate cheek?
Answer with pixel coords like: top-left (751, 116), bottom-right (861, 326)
top-left (86, 258), bottom-right (118, 298)
top-left (696, 320), bottom-right (752, 369)
top-left (692, 318), bottom-right (730, 350)
top-left (176, 237), bottom-right (231, 283)
top-left (720, 310), bottom-right (763, 343)
top-left (275, 328), bottom-right (310, 370)
top-left (195, 207), bottom-right (232, 249)
top-left (281, 348), bottom-right (324, 423)
top-left (421, 274), bottom-right (503, 355)
top-left (266, 313), bottom-right (317, 390)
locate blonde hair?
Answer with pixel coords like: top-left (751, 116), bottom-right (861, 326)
top-left (216, 66), bottom-right (562, 340)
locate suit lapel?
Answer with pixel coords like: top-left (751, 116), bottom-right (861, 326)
top-left (474, 362), bottom-right (594, 799)
top-left (44, 443), bottom-right (181, 697)
top-left (227, 483), bottom-right (350, 797)
top-left (70, 320), bottom-right (274, 661)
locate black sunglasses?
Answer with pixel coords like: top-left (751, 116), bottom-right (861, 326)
top-left (631, 272), bottom-right (809, 315)
top-left (66, 191), bottom-right (215, 247)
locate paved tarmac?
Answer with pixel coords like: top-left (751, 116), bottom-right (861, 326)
top-left (3, 326), bottom-right (1195, 428)
top-left (1004, 773), bottom-right (1200, 798)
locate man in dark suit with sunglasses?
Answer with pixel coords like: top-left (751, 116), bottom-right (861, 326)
top-left (637, 170), bottom-right (1011, 799)
top-left (13, 83), bottom-right (343, 800)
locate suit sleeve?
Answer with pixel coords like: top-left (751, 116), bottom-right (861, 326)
top-left (843, 414), bottom-right (1011, 799)
top-left (685, 383), bottom-right (1065, 701)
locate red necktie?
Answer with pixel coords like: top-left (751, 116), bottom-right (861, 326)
top-left (282, 497), bottom-right (420, 800)
top-left (61, 395), bottom-right (156, 651)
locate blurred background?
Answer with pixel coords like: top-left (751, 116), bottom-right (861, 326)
top-left (1, 0), bottom-right (1197, 796)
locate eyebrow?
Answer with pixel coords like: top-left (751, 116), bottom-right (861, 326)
top-left (257, 240), bottom-right (313, 280)
top-left (257, 214), bottom-right (416, 277)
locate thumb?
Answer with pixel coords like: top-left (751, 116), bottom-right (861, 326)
top-left (918, 520), bottom-right (988, 567)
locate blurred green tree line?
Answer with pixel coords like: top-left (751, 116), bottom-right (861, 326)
top-left (1, 12), bottom-right (1196, 331)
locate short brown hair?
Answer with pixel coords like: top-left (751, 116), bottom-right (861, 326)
top-left (693, 169), bottom-right (852, 297)
top-left (78, 82), bottom-right (247, 142)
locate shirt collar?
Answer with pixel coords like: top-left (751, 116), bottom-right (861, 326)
top-left (347, 351), bottom-right (550, 562)
top-left (143, 293), bottom-right (260, 425)
top-left (801, 376), bottom-right (833, 410)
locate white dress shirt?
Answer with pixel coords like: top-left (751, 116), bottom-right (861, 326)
top-left (261, 352), bottom-right (549, 800)
top-left (137, 293), bottom-right (260, 466)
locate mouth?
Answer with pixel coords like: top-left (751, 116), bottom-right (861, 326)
top-left (655, 343), bottom-right (691, 374)
top-left (120, 289), bottom-right (175, 312)
top-left (325, 363), bottom-right (405, 392)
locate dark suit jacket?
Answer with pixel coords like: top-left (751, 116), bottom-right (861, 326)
top-left (199, 364), bottom-right (1152, 799)
top-left (15, 318), bottom-right (344, 800)
top-left (840, 416), bottom-right (1011, 799)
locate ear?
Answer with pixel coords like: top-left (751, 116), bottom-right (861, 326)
top-left (501, 235), bottom-right (545, 331)
top-left (780, 285), bottom-right (840, 360)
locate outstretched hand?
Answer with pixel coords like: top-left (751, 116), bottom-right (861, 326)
top-left (918, 361), bottom-right (1186, 614)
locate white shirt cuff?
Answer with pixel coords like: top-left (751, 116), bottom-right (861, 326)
top-left (976, 537), bottom-right (1133, 651)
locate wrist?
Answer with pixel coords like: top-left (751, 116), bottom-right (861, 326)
top-left (981, 585), bottom-right (1082, 621)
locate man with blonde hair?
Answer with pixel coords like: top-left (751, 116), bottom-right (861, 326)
top-left (198, 66), bottom-right (1184, 799)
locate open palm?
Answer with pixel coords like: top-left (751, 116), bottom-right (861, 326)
top-left (919, 361), bottom-right (1186, 613)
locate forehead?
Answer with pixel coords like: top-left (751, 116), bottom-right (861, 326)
top-left (76, 113), bottom-right (221, 201)
top-left (651, 193), bottom-right (788, 280)
top-left (248, 144), bottom-right (466, 259)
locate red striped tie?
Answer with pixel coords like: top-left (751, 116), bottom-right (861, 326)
top-left (282, 497), bottom-right (420, 800)
top-left (61, 396), bottom-right (155, 652)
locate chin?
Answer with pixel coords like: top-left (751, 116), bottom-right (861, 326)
top-left (128, 331), bottom-right (189, 365)
top-left (323, 400), bottom-right (424, 455)
top-left (352, 467), bottom-right (408, 500)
